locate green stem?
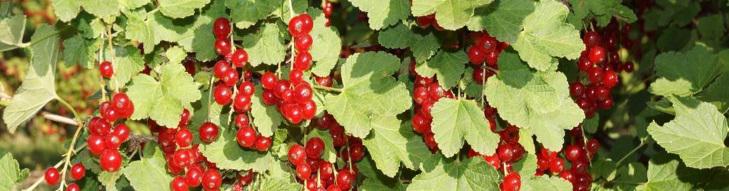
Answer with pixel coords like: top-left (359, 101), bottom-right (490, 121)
top-left (56, 96), bottom-right (81, 123)
top-left (615, 140), bottom-right (648, 167)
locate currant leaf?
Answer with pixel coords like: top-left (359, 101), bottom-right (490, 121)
top-left (636, 154), bottom-right (693, 191)
top-left (521, 176), bottom-right (572, 191)
top-left (0, 153), bottom-right (28, 191)
top-left (251, 86), bottom-right (283, 137)
top-left (467, 0), bottom-right (535, 43)
top-left (350, 0), bottom-right (411, 30)
top-left (158, 0), bottom-right (210, 19)
top-left (430, 98), bottom-right (499, 157)
top-left (407, 156), bottom-right (500, 191)
top-left (649, 46), bottom-right (722, 97)
top-left (0, 15), bottom-right (25, 51)
top-left (225, 0), bottom-right (281, 29)
top-left (62, 34), bottom-right (99, 68)
top-left (108, 46), bottom-right (145, 90)
top-left (51, 0), bottom-right (81, 22)
top-left (363, 119), bottom-right (432, 177)
top-left (309, 8), bottom-right (342, 77)
top-left (414, 50), bottom-right (468, 89)
top-left (79, 0), bottom-right (120, 19)
top-left (378, 23), bottom-right (414, 49)
top-left (122, 143), bottom-right (173, 191)
top-left (124, 10), bottom-right (155, 54)
top-left (127, 63), bottom-right (201, 127)
top-left (242, 23), bottom-right (287, 66)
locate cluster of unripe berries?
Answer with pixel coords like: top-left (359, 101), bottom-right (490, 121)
top-left (537, 127), bottom-right (600, 191)
top-left (44, 163), bottom-right (86, 191)
top-left (260, 14), bottom-right (317, 124)
top-left (468, 32), bottom-right (508, 85)
top-left (571, 30), bottom-right (628, 118)
top-left (410, 74), bottom-right (454, 152)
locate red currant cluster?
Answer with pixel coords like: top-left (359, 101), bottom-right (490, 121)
top-left (287, 136), bottom-right (359, 191)
top-left (43, 163), bottom-right (86, 191)
top-left (313, 113), bottom-right (366, 165)
top-left (234, 113), bottom-right (272, 152)
top-left (409, 70), bottom-right (455, 152)
top-left (86, 87), bottom-right (134, 173)
top-left (536, 127), bottom-right (600, 191)
top-left (571, 30), bottom-right (627, 118)
top-left (468, 32), bottom-right (508, 85)
top-left (468, 124), bottom-right (525, 191)
top-left (149, 112), bottom-right (224, 191)
top-left (322, 0), bottom-right (334, 26)
top-left (259, 14), bottom-right (316, 124)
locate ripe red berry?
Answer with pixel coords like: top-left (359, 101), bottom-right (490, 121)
top-left (111, 93), bottom-right (131, 111)
top-left (44, 167), bottom-right (60, 185)
top-left (238, 81), bottom-right (255, 96)
top-left (582, 31), bottom-right (601, 47)
top-left (411, 113), bottom-right (431, 134)
top-left (100, 61), bottom-right (114, 78)
top-left (598, 97), bottom-right (613, 109)
top-left (213, 60), bottom-right (231, 79)
top-left (233, 93), bottom-right (252, 112)
top-left (415, 15), bottom-right (435, 28)
top-left (294, 34), bottom-right (313, 51)
top-left (485, 51), bottom-right (499, 66)
top-left (588, 46), bottom-right (606, 64)
top-left (288, 144), bottom-right (306, 166)
top-left (104, 134), bottom-right (123, 149)
top-left (213, 84), bottom-right (233, 105)
top-left (199, 122), bottom-right (220, 144)
top-left (185, 166), bottom-right (203, 187)
top-left (594, 85), bottom-right (610, 101)
top-left (549, 158), bottom-right (565, 173)
top-left (296, 162), bottom-right (312, 180)
top-left (468, 46), bottom-right (487, 65)
top-left (602, 69), bottom-right (619, 88)
top-left (70, 163), bottom-right (86, 180)
top-left (314, 75), bottom-right (333, 87)
top-left (254, 136), bottom-right (272, 152)
top-left (497, 143), bottom-right (524, 163)
top-left (112, 124), bottom-right (130, 142)
top-left (178, 109), bottom-right (191, 127)
top-left (213, 17), bottom-right (231, 39)
top-left (587, 66), bottom-right (603, 84)
top-left (586, 138), bottom-right (600, 154)
top-left (202, 169), bottom-right (223, 190)
top-left (100, 149), bottom-right (122, 172)
top-left (288, 14), bottom-right (314, 36)
top-left (236, 126), bottom-right (258, 148)
top-left (175, 128), bottom-right (193, 147)
top-left (305, 137), bottom-right (325, 160)
top-left (564, 145), bottom-right (585, 162)
top-left (500, 172), bottom-right (521, 191)
top-left (261, 72), bottom-right (278, 90)
top-left (171, 176), bottom-right (189, 191)
top-left (294, 51), bottom-right (313, 70)
top-left (301, 99), bottom-right (317, 119)
top-left (570, 82), bottom-right (585, 98)
top-left (231, 49), bottom-right (249, 67)
top-left (66, 183), bottom-right (80, 191)
top-left (215, 38), bottom-right (232, 56)
top-left (89, 117), bottom-right (111, 136)
top-left (87, 135), bottom-right (106, 155)
top-left (336, 169), bottom-right (355, 190)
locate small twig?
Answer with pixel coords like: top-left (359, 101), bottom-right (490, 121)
top-left (41, 112), bottom-right (78, 126)
top-left (615, 140), bottom-right (648, 167)
top-left (313, 85), bottom-right (341, 93)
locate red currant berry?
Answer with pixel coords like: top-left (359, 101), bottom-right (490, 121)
top-left (254, 136), bottom-right (272, 152)
top-left (100, 149), bottom-right (122, 172)
top-left (87, 135), bottom-right (106, 155)
top-left (70, 163), bottom-right (86, 180)
top-left (44, 167), bottom-right (60, 185)
top-left (294, 34), bottom-right (313, 51)
top-left (234, 114), bottom-right (250, 129)
top-left (301, 99), bottom-right (317, 119)
top-left (587, 66), bottom-right (603, 84)
top-left (221, 69), bottom-right (239, 87)
top-left (293, 83), bottom-right (313, 102)
top-left (215, 38), bottom-right (232, 56)
top-left (202, 169), bottom-right (222, 190)
top-left (602, 69), bottom-right (619, 88)
top-left (112, 124), bottom-right (130, 142)
top-left (467, 46), bottom-right (487, 65)
top-left (175, 128), bottom-right (193, 147)
top-left (288, 144), bottom-right (306, 166)
top-left (179, 109), bottom-right (191, 127)
top-left (570, 82), bottom-right (585, 98)
top-left (500, 172), bottom-right (521, 191)
top-left (233, 93), bottom-right (252, 112)
top-left (293, 51), bottom-right (313, 70)
top-left (586, 138), bottom-right (600, 154)
top-left (88, 117), bottom-right (111, 136)
top-left (314, 75), bottom-right (333, 87)
top-left (213, 83), bottom-right (233, 105)
top-left (213, 17), bottom-right (231, 39)
top-left (171, 176), bottom-right (189, 191)
top-left (238, 81), bottom-right (255, 96)
top-left (104, 134), bottom-right (123, 149)
top-left (588, 46), bottom-right (606, 63)
top-left (66, 183), bottom-right (80, 191)
top-left (100, 61), bottom-right (114, 78)
top-left (289, 69), bottom-right (304, 83)
top-left (231, 49), bottom-right (249, 67)
top-left (305, 137), bottom-right (325, 160)
top-left (236, 126), bottom-right (258, 148)
top-left (260, 72), bottom-right (278, 90)
top-left (296, 162), bottom-right (312, 180)
top-left (185, 166), bottom-right (203, 187)
top-left (199, 122), bottom-right (220, 144)
top-left (288, 14), bottom-right (313, 36)
top-left (335, 169), bottom-right (355, 190)
top-left (564, 145), bottom-right (585, 162)
top-left (213, 60), bottom-right (231, 79)
top-left (582, 31), bottom-right (601, 47)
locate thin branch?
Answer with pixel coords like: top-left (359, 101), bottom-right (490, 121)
top-left (41, 112), bottom-right (78, 126)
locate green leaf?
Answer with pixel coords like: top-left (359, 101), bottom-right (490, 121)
top-left (251, 86), bottom-right (283, 137)
top-left (62, 34), bottom-right (99, 68)
top-left (225, 0), bottom-right (281, 29)
top-left (512, 0), bottom-right (584, 71)
top-left (127, 63), bottom-right (201, 127)
top-left (698, 74), bottom-right (729, 113)
top-left (120, 0), bottom-right (150, 9)
top-left (0, 153), bottom-right (28, 191)
top-left (378, 23), bottom-right (413, 49)
top-left (430, 98), bottom-right (499, 157)
top-left (122, 143), bottom-right (173, 191)
top-left (363, 119), bottom-right (433, 177)
top-left (637, 155), bottom-right (693, 191)
top-left (407, 156), bottom-right (500, 191)
top-left (433, 0), bottom-right (482, 31)
top-left (124, 11), bottom-right (155, 54)
top-left (647, 97), bottom-right (729, 169)
top-left (309, 8), bottom-right (341, 77)
top-left (304, 129), bottom-right (337, 163)
top-left (0, 15), bottom-right (26, 51)
top-left (185, 0), bottom-right (226, 61)
top-left (200, 127), bottom-right (275, 172)
top-left (52, 0), bottom-right (81, 22)
top-left (350, 0), bottom-right (410, 30)
top-left (649, 46), bottom-right (721, 97)
top-left (411, 33), bottom-right (440, 64)
top-left (411, 0), bottom-right (445, 16)
top-left (97, 171), bottom-right (122, 191)
top-left (325, 52), bottom-right (411, 138)
top-left (80, 0), bottom-right (120, 19)
top-left (242, 23), bottom-right (287, 66)
top-left (108, 46), bottom-right (145, 90)
top-left (2, 24), bottom-right (59, 133)
top-left (158, 0), bottom-right (210, 18)
top-left (567, 0), bottom-right (637, 29)
top-left (415, 50), bottom-right (468, 88)
top-left (258, 177), bottom-right (301, 191)
top-left (467, 0), bottom-right (535, 43)
top-left (483, 52), bottom-right (584, 151)
top-left (359, 157), bottom-right (409, 191)
top-left (521, 176), bottom-right (572, 191)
